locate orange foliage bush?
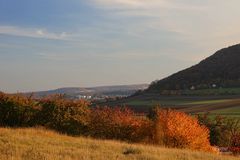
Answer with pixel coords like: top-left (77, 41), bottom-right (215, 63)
top-left (88, 107), bottom-right (152, 142)
top-left (154, 109), bottom-right (214, 152)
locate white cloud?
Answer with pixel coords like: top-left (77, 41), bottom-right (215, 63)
top-left (92, 0), bottom-right (240, 56)
top-left (90, 0), bottom-right (208, 36)
top-left (92, 0), bottom-right (206, 11)
top-left (94, 0), bottom-right (166, 8)
top-left (0, 25), bottom-right (69, 40)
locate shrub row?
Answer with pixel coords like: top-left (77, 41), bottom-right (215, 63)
top-left (2, 92), bottom-right (239, 153)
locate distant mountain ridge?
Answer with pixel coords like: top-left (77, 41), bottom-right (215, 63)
top-left (147, 44), bottom-right (240, 93)
top-left (24, 84), bottom-right (149, 99)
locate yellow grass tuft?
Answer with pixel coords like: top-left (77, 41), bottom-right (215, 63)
top-left (0, 127), bottom-right (238, 160)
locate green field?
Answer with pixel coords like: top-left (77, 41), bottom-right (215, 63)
top-left (203, 107), bottom-right (240, 118)
top-left (185, 99), bottom-right (232, 105)
top-left (182, 88), bottom-right (240, 96)
top-left (125, 99), bottom-right (232, 106)
top-left (126, 99), bottom-right (189, 106)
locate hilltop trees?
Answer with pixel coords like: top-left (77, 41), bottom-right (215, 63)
top-left (147, 44), bottom-right (240, 93)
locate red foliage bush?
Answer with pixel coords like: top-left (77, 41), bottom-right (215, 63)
top-left (88, 107), bottom-right (152, 142)
top-left (231, 132), bottom-right (240, 147)
top-left (229, 147), bottom-right (240, 155)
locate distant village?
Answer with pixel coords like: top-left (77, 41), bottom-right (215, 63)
top-left (76, 94), bottom-right (128, 101)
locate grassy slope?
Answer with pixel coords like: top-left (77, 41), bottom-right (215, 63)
top-left (0, 128), bottom-right (238, 160)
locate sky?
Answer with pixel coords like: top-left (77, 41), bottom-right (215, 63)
top-left (1, 0), bottom-right (240, 93)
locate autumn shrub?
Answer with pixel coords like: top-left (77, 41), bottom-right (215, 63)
top-left (88, 107), bottom-right (152, 142)
top-left (38, 96), bottom-right (90, 135)
top-left (197, 114), bottom-right (240, 147)
top-left (230, 147), bottom-right (240, 155)
top-left (153, 109), bottom-right (214, 152)
top-left (230, 132), bottom-right (240, 155)
top-left (198, 115), bottom-right (231, 146)
top-left (0, 92), bottom-right (40, 127)
top-left (231, 132), bottom-right (240, 147)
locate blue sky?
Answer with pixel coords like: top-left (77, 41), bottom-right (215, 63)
top-left (1, 0), bottom-right (240, 92)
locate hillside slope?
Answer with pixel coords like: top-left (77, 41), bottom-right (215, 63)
top-left (147, 44), bottom-right (240, 92)
top-left (0, 128), bottom-right (238, 160)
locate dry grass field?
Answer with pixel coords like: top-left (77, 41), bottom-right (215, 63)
top-left (0, 128), bottom-right (239, 160)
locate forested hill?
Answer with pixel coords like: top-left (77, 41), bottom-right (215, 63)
top-left (147, 44), bottom-right (240, 93)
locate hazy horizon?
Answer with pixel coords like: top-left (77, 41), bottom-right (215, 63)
top-left (4, 83), bottom-right (149, 94)
top-left (1, 0), bottom-right (240, 92)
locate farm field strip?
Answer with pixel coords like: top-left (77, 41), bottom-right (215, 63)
top-left (96, 95), bottom-right (240, 118)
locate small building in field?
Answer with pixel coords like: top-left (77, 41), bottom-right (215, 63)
top-left (190, 86), bottom-right (195, 90)
top-left (212, 84), bottom-right (217, 88)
